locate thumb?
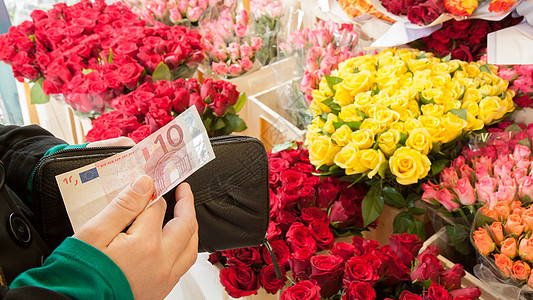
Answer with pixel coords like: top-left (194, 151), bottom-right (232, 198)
top-left (74, 175), bottom-right (154, 249)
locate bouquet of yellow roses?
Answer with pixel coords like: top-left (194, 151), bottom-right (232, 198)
top-left (304, 48), bottom-right (515, 236)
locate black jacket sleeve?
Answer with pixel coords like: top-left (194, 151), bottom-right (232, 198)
top-left (0, 125), bottom-right (66, 201)
top-left (0, 285), bottom-right (71, 299)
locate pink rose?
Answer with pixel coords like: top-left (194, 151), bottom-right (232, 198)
top-left (251, 36), bottom-right (262, 51)
top-left (452, 177), bottom-right (476, 205)
top-left (475, 175), bottom-right (498, 206)
top-left (212, 61), bottom-right (229, 75)
top-left (239, 56), bottom-right (254, 71)
top-left (436, 188), bottom-right (460, 212)
top-left (228, 63), bottom-right (243, 75)
top-left (440, 167), bottom-right (458, 189)
top-left (520, 176), bottom-right (533, 200)
top-left (422, 181), bottom-right (441, 204)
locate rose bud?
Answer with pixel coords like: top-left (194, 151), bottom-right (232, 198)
top-left (494, 254), bottom-right (513, 277)
top-left (439, 263), bottom-right (465, 290)
top-left (473, 228), bottom-right (495, 256)
top-left (519, 238), bottom-right (533, 261)
top-left (512, 260), bottom-right (531, 281)
top-left (449, 287), bottom-right (482, 299)
top-left (522, 210), bottom-right (533, 231)
top-left (500, 237), bottom-right (517, 259)
top-left (505, 214), bottom-right (527, 236)
top-left (493, 202), bottom-right (510, 220)
top-left (489, 222), bottom-right (504, 246)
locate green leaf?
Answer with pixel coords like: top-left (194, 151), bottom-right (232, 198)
top-left (393, 211), bottom-right (413, 233)
top-left (82, 69), bottom-right (94, 75)
top-left (324, 75), bottom-right (343, 94)
top-left (220, 114), bottom-right (247, 134)
top-left (442, 53), bottom-right (451, 62)
top-left (480, 64), bottom-right (492, 74)
top-left (28, 34), bottom-right (35, 42)
top-left (272, 141), bottom-right (299, 153)
top-left (345, 121), bottom-right (362, 131)
top-left (353, 66), bottom-right (359, 73)
top-left (445, 225), bottom-right (471, 255)
top-left (518, 138), bottom-right (531, 148)
top-left (408, 219), bottom-right (425, 240)
top-left (458, 86), bottom-right (466, 100)
top-left (108, 48), bottom-right (114, 63)
top-left (378, 161), bottom-right (389, 179)
top-left (406, 193), bottom-right (419, 206)
top-left (450, 108), bottom-right (468, 121)
top-left (152, 62), bottom-right (171, 82)
top-left (431, 159), bottom-right (449, 176)
top-left (30, 78), bottom-right (50, 104)
top-left (504, 124), bottom-right (523, 133)
top-left (233, 92), bottom-right (246, 113)
top-left (362, 186), bottom-right (384, 227)
top-left (408, 207), bottom-right (426, 215)
top-left (371, 84), bottom-right (380, 96)
top-left (213, 118), bottom-right (226, 130)
top-left (398, 133), bottom-right (408, 145)
top-left (416, 52), bottom-right (426, 59)
top-left (382, 186), bottom-right (407, 208)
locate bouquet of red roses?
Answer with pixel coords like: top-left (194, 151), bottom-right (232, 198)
top-left (208, 142), bottom-right (373, 298)
top-left (0, 0), bottom-right (204, 115)
top-left (280, 234), bottom-right (481, 299)
top-left (85, 78), bottom-right (246, 141)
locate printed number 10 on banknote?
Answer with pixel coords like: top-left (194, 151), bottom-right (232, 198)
top-left (56, 107), bottom-right (215, 232)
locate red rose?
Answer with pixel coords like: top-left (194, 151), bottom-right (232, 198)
top-left (267, 221), bottom-right (282, 240)
top-left (200, 78), bottom-right (217, 101)
top-left (439, 264), bottom-right (465, 290)
top-left (407, 0), bottom-right (443, 26)
top-left (317, 183), bottom-right (339, 209)
top-left (379, 245), bottom-right (410, 284)
top-left (280, 149), bottom-right (301, 164)
top-left (469, 21), bottom-right (490, 44)
top-left (303, 176), bottom-right (321, 188)
top-left (208, 252), bottom-right (221, 264)
top-left (281, 169), bottom-right (306, 189)
top-left (389, 233), bottom-right (422, 267)
top-left (116, 62), bottom-right (144, 88)
top-left (426, 283), bottom-right (451, 300)
top-left (343, 256), bottom-right (379, 287)
top-left (298, 185), bottom-right (316, 208)
top-left (277, 187), bottom-right (299, 210)
top-left (342, 281), bottom-right (376, 300)
top-left (269, 157), bottom-right (290, 173)
top-left (171, 88), bottom-right (190, 114)
top-left (514, 94), bottom-right (533, 108)
top-left (288, 248), bottom-right (314, 281)
top-left (219, 265), bottom-right (259, 298)
top-left (145, 109), bottom-right (173, 132)
top-left (262, 239), bottom-right (290, 267)
top-left (448, 287), bottom-right (481, 299)
top-left (329, 198), bottom-right (361, 229)
top-left (275, 210), bottom-right (298, 231)
top-left (329, 242), bottom-right (356, 262)
top-left (308, 222), bottom-right (334, 250)
top-left (286, 222), bottom-right (317, 253)
top-left (188, 93), bottom-right (206, 115)
top-left (399, 290), bottom-right (423, 300)
top-left (260, 265), bottom-right (287, 294)
top-left (209, 94), bottom-right (231, 117)
top-left (280, 280), bottom-right (320, 300)
top-left (410, 254), bottom-right (444, 283)
top-left (293, 162), bottom-right (315, 174)
top-left (451, 45), bottom-right (474, 62)
top-left (309, 255), bottom-right (344, 298)
top-left (225, 247), bottom-right (262, 267)
top-left (127, 125), bottom-right (152, 143)
top-left (301, 207), bottom-right (330, 225)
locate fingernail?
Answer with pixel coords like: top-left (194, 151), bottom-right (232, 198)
top-left (131, 175), bottom-right (152, 194)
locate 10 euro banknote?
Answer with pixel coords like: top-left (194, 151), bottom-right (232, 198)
top-left (56, 107), bottom-right (215, 232)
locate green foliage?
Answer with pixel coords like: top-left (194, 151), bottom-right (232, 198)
top-left (362, 186), bottom-right (384, 227)
top-left (449, 108), bottom-right (467, 121)
top-left (152, 62), bottom-right (171, 82)
top-left (30, 78), bottom-right (50, 104)
top-left (233, 93), bottom-right (246, 113)
top-left (272, 141), bottom-right (299, 153)
top-left (324, 75), bottom-right (343, 94)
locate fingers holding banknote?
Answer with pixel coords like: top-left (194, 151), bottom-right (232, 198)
top-left (73, 175), bottom-right (198, 300)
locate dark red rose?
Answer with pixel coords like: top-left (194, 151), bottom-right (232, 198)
top-left (426, 283), bottom-right (451, 300)
top-left (410, 254), bottom-right (444, 283)
top-left (317, 183), bottom-right (339, 209)
top-left (329, 198), bottom-right (361, 229)
top-left (293, 162), bottom-right (315, 174)
top-left (303, 176), bottom-right (321, 188)
top-left (219, 266), bottom-right (259, 298)
top-left (451, 45), bottom-right (474, 62)
top-left (260, 265), bottom-right (287, 294)
top-left (469, 21), bottom-right (490, 44)
top-left (399, 290), bottom-right (423, 300)
top-left (280, 280), bottom-right (320, 300)
top-left (171, 88), bottom-right (190, 113)
top-left (286, 222), bottom-right (317, 253)
top-left (329, 242), bottom-right (356, 262)
top-left (127, 125), bottom-right (152, 143)
top-left (407, 0), bottom-right (443, 26)
top-left (342, 281), bottom-right (376, 300)
top-left (275, 210), bottom-right (298, 231)
top-left (262, 239), bottom-right (290, 267)
top-left (280, 149), bottom-right (300, 164)
top-left (389, 233), bottom-right (422, 267)
top-left (280, 169), bottom-right (306, 190)
top-left (514, 94), bottom-right (533, 108)
top-left (309, 255), bottom-right (343, 298)
top-left (448, 287), bottom-right (481, 299)
top-left (188, 93), bottom-right (206, 115)
top-left (269, 157), bottom-right (290, 173)
top-left (308, 222), bottom-right (334, 250)
top-left (269, 189), bottom-right (279, 220)
top-left (225, 247), bottom-right (262, 267)
top-left (269, 172), bottom-right (281, 188)
top-left (343, 256), bottom-right (379, 287)
top-left (267, 221), bottom-right (282, 240)
top-left (116, 62), bottom-right (144, 88)
top-left (301, 207), bottom-right (329, 225)
top-left (439, 264), bottom-right (465, 290)
top-left (277, 187), bottom-right (299, 210)
top-left (298, 185), bottom-right (316, 208)
top-left (379, 245), bottom-right (410, 284)
top-left (288, 248), bottom-right (314, 281)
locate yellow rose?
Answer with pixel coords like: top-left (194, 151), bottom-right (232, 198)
top-left (352, 91), bottom-right (374, 113)
top-left (442, 89), bottom-right (459, 103)
top-left (378, 76), bottom-right (400, 92)
top-left (378, 54), bottom-right (395, 68)
top-left (309, 135), bottom-right (341, 167)
top-left (464, 64), bottom-right (481, 77)
top-left (389, 147), bottom-right (431, 185)
top-left (462, 101), bottom-right (480, 116)
top-left (339, 104), bottom-right (364, 123)
top-left (378, 129), bottom-right (400, 156)
top-left (373, 106), bottom-right (400, 126)
top-left (318, 77), bottom-right (333, 96)
top-left (351, 128), bottom-right (375, 149)
top-left (462, 87), bottom-right (482, 103)
top-left (323, 114), bottom-right (339, 134)
top-left (431, 62), bottom-right (452, 75)
top-left (418, 115), bottom-right (445, 143)
top-left (421, 104), bottom-right (445, 117)
top-left (406, 127), bottom-right (433, 154)
top-left (376, 64), bottom-right (396, 78)
top-left (407, 100), bottom-right (422, 118)
top-left (453, 70), bottom-right (468, 79)
top-left (431, 74), bottom-right (451, 87)
top-left (447, 60), bottom-right (461, 73)
top-left (333, 86), bottom-right (354, 107)
top-left (354, 149), bottom-right (386, 178)
top-left (421, 88), bottom-right (445, 105)
top-left (502, 90), bottom-right (516, 114)
top-left (478, 96), bottom-right (507, 124)
top-left (413, 69), bottom-right (431, 81)
top-left (465, 112), bottom-right (484, 131)
top-left (442, 99), bottom-right (461, 112)
top-left (404, 117), bottom-right (423, 133)
top-left (360, 118), bottom-right (385, 135)
top-left (406, 57), bottom-right (429, 72)
top-left (445, 80), bottom-right (462, 97)
top-left (479, 85), bottom-right (497, 97)
top-left (441, 112), bottom-right (467, 143)
top-left (479, 71), bottom-right (497, 85)
top-left (331, 124), bottom-right (354, 147)
top-left (304, 125), bottom-right (320, 147)
top-left (334, 143), bottom-right (359, 175)
top-left (390, 121), bottom-right (405, 134)
top-left (343, 70), bottom-right (373, 96)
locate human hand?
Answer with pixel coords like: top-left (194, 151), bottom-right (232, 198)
top-left (87, 136), bottom-right (136, 148)
top-left (73, 175), bottom-right (198, 300)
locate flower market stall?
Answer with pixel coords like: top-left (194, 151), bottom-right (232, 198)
top-left (2, 0), bottom-right (533, 298)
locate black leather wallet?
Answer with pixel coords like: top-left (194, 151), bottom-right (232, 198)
top-left (31, 135), bottom-right (270, 253)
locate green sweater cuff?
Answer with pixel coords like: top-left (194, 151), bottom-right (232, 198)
top-left (11, 237), bottom-right (133, 300)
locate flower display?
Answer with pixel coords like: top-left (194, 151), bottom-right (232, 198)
top-left (409, 16), bottom-right (523, 62)
top-left (0, 0), bottom-right (204, 114)
top-left (280, 234), bottom-right (481, 299)
top-left (209, 143), bottom-right (373, 298)
top-left (494, 65), bottom-right (533, 108)
top-left (200, 7), bottom-right (262, 77)
top-left (250, 0), bottom-right (283, 65)
top-left (121, 0), bottom-right (235, 27)
top-left (86, 78), bottom-right (246, 141)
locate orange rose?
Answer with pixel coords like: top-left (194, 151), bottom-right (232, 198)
top-left (519, 238), bottom-right (533, 261)
top-left (489, 222), bottom-right (504, 246)
top-left (493, 202), bottom-right (510, 220)
top-left (528, 273), bottom-right (533, 289)
top-left (501, 237), bottom-right (517, 259)
top-left (494, 254), bottom-right (513, 277)
top-left (482, 209), bottom-right (499, 220)
top-left (505, 214), bottom-right (526, 236)
top-left (512, 260), bottom-right (531, 281)
top-left (510, 201), bottom-right (522, 212)
top-left (473, 228), bottom-right (495, 256)
top-left (514, 207), bottom-right (526, 216)
top-left (523, 210), bottom-right (533, 231)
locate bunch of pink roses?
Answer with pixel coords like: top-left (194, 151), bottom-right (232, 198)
top-left (86, 78), bottom-right (245, 141)
top-left (280, 234), bottom-right (481, 300)
top-left (495, 65), bottom-right (533, 108)
top-left (278, 20), bottom-right (358, 104)
top-left (250, 0), bottom-right (283, 65)
top-left (208, 142), bottom-right (373, 298)
top-left (0, 0), bottom-right (204, 114)
top-left (121, 0), bottom-right (235, 27)
top-left (200, 8), bottom-right (262, 77)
